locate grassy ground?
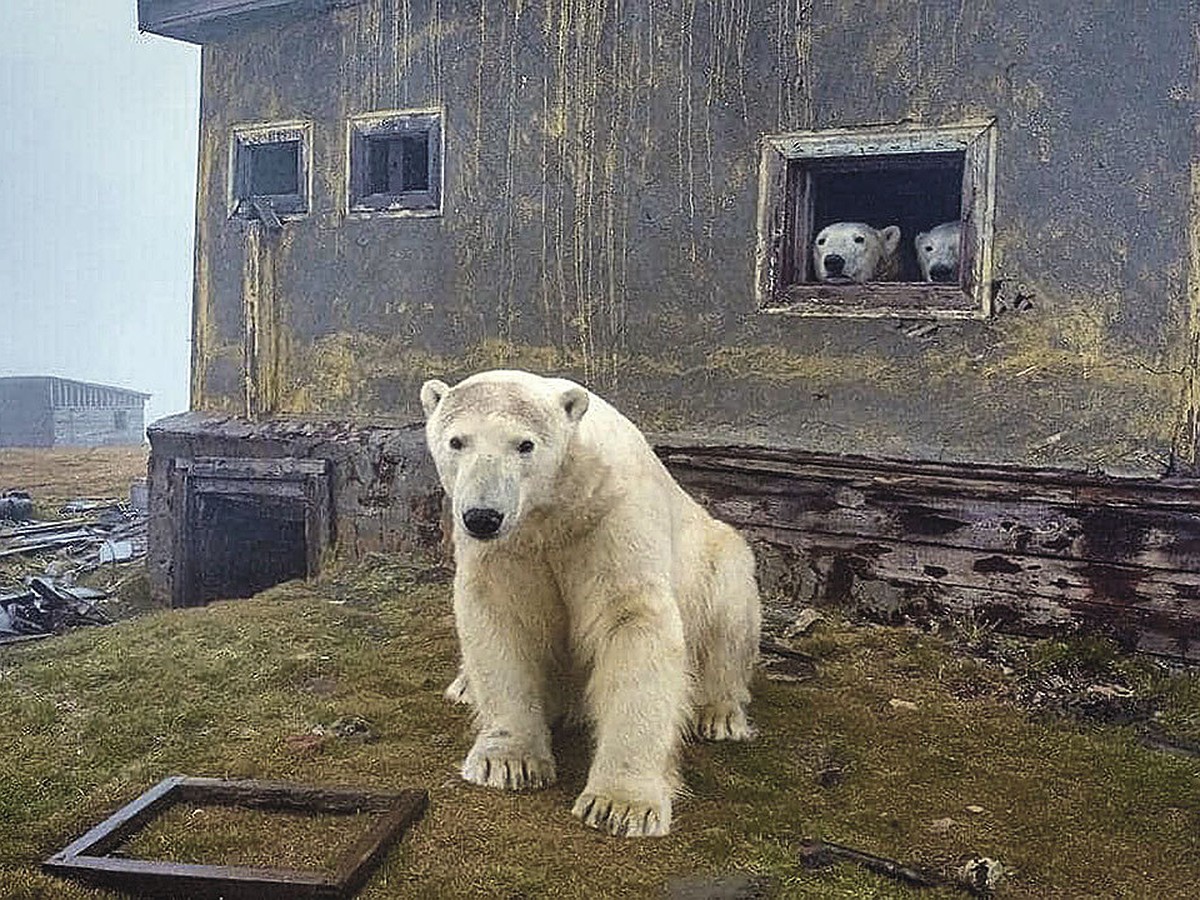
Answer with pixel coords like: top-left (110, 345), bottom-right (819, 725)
top-left (1, 553), bottom-right (1198, 899)
top-left (0, 446), bottom-right (148, 513)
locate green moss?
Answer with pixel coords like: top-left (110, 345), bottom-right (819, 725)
top-left (1, 559), bottom-right (1198, 898)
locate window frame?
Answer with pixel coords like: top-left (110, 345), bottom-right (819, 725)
top-left (754, 119), bottom-right (997, 319)
top-left (346, 108), bottom-right (444, 217)
top-left (228, 121), bottom-right (313, 220)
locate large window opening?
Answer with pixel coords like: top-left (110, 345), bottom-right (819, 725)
top-left (348, 109), bottom-right (442, 216)
top-left (755, 121), bottom-right (996, 318)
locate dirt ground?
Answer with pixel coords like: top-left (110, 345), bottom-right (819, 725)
top-left (0, 446), bottom-right (148, 510)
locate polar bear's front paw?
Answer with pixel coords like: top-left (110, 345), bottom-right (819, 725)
top-left (462, 734), bottom-right (556, 791)
top-left (572, 789), bottom-right (671, 837)
top-left (692, 702), bottom-right (755, 741)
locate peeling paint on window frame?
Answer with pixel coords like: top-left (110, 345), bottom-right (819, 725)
top-left (755, 119), bottom-right (997, 320)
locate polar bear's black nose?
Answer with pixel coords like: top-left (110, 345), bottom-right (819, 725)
top-left (824, 254), bottom-right (845, 275)
top-left (929, 264), bottom-right (954, 282)
top-left (463, 507), bottom-right (504, 539)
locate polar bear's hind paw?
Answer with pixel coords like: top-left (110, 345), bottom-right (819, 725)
top-left (462, 738), bottom-right (556, 791)
top-left (692, 702), bottom-right (755, 741)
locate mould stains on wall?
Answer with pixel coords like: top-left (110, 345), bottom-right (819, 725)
top-left (186, 1), bottom-right (1199, 478)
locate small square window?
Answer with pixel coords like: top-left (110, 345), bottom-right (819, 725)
top-left (229, 121), bottom-right (312, 219)
top-left (755, 120), bottom-right (996, 318)
top-left (348, 109), bottom-right (442, 216)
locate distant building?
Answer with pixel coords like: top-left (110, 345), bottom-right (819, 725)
top-left (0, 377), bottom-right (149, 448)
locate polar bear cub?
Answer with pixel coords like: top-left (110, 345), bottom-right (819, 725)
top-left (813, 221), bottom-right (901, 282)
top-left (916, 220), bottom-right (962, 283)
top-left (420, 370), bottom-right (761, 837)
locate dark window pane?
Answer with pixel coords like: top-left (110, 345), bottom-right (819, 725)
top-left (400, 133), bottom-right (429, 192)
top-left (249, 142), bottom-right (300, 196)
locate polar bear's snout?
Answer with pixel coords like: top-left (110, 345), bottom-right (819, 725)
top-left (463, 506), bottom-right (505, 539)
top-left (822, 253), bottom-right (846, 277)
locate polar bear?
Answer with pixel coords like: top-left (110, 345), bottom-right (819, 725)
top-left (915, 220), bottom-right (962, 283)
top-left (812, 221), bottom-right (901, 282)
top-left (420, 370), bottom-right (761, 838)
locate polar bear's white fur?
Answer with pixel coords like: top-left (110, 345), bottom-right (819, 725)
top-left (915, 220), bottom-right (962, 283)
top-left (420, 370), bottom-right (761, 837)
top-left (812, 221), bottom-right (901, 282)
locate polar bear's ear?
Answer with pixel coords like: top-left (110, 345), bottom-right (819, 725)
top-left (881, 225), bottom-right (901, 254)
top-left (420, 379), bottom-right (450, 417)
top-left (561, 386), bottom-right (589, 423)
top-left (915, 230), bottom-right (928, 249)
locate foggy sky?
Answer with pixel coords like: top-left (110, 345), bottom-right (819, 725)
top-left (0, 0), bottom-right (199, 427)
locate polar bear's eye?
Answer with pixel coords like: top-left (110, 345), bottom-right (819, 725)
top-left (816, 236), bottom-right (826, 246)
top-left (924, 245), bottom-right (934, 252)
top-left (449, 436), bottom-right (464, 451)
top-left (517, 439), bottom-right (535, 455)
top-left (853, 235), bottom-right (865, 244)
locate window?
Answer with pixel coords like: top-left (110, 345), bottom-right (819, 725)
top-left (229, 121), bottom-right (312, 219)
top-left (347, 109), bottom-right (442, 216)
top-left (113, 409), bottom-right (128, 431)
top-left (755, 120), bottom-right (996, 318)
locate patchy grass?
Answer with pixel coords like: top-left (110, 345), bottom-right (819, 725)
top-left (0, 557), bottom-right (1198, 898)
top-left (0, 446), bottom-right (148, 513)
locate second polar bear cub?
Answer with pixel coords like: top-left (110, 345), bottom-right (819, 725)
top-left (421, 370), bottom-right (761, 838)
top-left (813, 221), bottom-right (902, 282)
top-left (916, 220), bottom-right (962, 283)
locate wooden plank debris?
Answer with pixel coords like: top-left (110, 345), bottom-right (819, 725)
top-left (43, 776), bottom-right (429, 899)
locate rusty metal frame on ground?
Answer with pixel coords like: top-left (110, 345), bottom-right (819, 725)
top-left (43, 775), bottom-right (428, 899)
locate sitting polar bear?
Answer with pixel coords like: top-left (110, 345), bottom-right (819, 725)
top-left (420, 370), bottom-right (761, 837)
top-left (813, 221), bottom-right (901, 282)
top-left (915, 220), bottom-right (962, 283)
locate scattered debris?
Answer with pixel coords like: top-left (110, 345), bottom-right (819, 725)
top-left (965, 804), bottom-right (986, 815)
top-left (0, 577), bottom-right (111, 644)
top-left (783, 608), bottom-right (824, 639)
top-left (667, 873), bottom-right (774, 899)
top-left (759, 638), bottom-right (818, 682)
top-left (0, 491), bottom-right (33, 522)
top-left (799, 839), bottom-right (1004, 896)
top-left (926, 817), bottom-right (959, 833)
top-left (957, 857), bottom-right (1007, 893)
top-left (888, 698), bottom-right (920, 711)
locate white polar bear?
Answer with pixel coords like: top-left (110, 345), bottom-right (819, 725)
top-left (915, 220), bottom-right (962, 283)
top-left (812, 222), bottom-right (901, 283)
top-left (420, 370), bottom-right (761, 838)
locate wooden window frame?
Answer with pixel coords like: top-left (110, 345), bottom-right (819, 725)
top-left (43, 776), bottom-right (428, 899)
top-left (346, 109), bottom-right (443, 217)
top-left (229, 121), bottom-right (313, 220)
top-left (755, 120), bottom-right (997, 319)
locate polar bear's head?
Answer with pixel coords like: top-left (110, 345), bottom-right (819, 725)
top-left (420, 370), bottom-right (589, 542)
top-left (915, 221), bottom-right (962, 283)
top-left (812, 222), bottom-right (901, 283)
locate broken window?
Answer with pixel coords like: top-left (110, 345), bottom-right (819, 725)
top-left (348, 109), bottom-right (442, 215)
top-left (230, 122), bottom-right (312, 219)
top-left (755, 120), bottom-right (997, 318)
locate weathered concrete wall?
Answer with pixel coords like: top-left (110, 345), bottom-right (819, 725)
top-left (146, 412), bottom-right (443, 603)
top-left (189, 0), bottom-right (1199, 477)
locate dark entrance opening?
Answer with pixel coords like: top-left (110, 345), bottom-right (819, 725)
top-left (173, 457), bottom-right (331, 607)
top-left (192, 493), bottom-right (307, 603)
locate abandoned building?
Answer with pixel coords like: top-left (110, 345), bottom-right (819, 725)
top-left (0, 377), bottom-right (149, 448)
top-left (138, 1), bottom-right (1199, 660)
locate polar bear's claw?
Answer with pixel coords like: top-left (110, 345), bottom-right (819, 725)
top-left (572, 791), bottom-right (670, 837)
top-left (692, 702), bottom-right (755, 741)
top-left (462, 741), bottom-right (556, 791)
top-left (444, 670), bottom-right (472, 705)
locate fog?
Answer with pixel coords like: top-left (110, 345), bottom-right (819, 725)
top-left (0, 0), bottom-right (200, 427)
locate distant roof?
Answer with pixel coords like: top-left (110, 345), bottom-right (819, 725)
top-left (137, 0), bottom-right (356, 43)
top-left (0, 376), bottom-right (151, 401)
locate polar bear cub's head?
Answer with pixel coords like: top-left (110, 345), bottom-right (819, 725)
top-left (812, 222), bottom-right (901, 283)
top-left (915, 220), bottom-right (962, 283)
top-left (420, 370), bottom-right (589, 542)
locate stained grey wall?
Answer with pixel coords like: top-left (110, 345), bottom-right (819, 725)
top-left (188, 0), bottom-right (1198, 477)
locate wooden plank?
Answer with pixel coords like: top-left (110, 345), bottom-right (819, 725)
top-left (333, 789), bottom-right (429, 895)
top-left (173, 777), bottom-right (407, 813)
top-left (42, 855), bottom-right (333, 900)
top-left (674, 464), bottom-right (1200, 572)
top-left (47, 775), bottom-right (184, 861)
